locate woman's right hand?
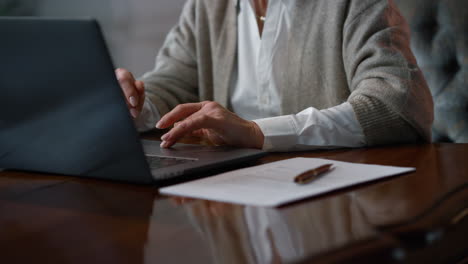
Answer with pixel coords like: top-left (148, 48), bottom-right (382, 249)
top-left (115, 68), bottom-right (145, 118)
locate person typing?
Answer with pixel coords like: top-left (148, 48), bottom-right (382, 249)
top-left (116, 0), bottom-right (433, 152)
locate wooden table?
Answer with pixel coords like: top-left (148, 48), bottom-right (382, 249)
top-left (0, 143), bottom-right (467, 264)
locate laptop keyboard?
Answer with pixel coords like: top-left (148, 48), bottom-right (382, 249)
top-left (145, 155), bottom-right (196, 169)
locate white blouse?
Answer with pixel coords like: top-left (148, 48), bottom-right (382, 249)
top-left (230, 0), bottom-right (366, 151)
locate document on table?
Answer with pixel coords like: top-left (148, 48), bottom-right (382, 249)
top-left (159, 158), bottom-right (415, 207)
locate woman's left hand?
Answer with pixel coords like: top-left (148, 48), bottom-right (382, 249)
top-left (156, 101), bottom-right (264, 149)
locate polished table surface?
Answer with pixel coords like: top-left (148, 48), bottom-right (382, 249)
top-left (0, 143), bottom-right (467, 264)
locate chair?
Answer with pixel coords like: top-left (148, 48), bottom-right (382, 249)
top-left (395, 0), bottom-right (468, 143)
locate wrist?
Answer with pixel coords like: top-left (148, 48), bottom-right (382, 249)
top-left (249, 121), bottom-right (265, 149)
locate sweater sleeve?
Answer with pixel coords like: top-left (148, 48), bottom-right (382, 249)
top-left (139, 0), bottom-right (199, 118)
top-left (343, 0), bottom-right (434, 146)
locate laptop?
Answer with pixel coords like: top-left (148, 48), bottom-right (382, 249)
top-left (0, 17), bottom-right (266, 185)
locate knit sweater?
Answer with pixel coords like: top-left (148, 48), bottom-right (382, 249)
top-left (140, 0), bottom-right (434, 146)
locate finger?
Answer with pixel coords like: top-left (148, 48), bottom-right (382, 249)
top-left (129, 109), bottom-right (139, 119)
top-left (190, 128), bottom-right (224, 145)
top-left (190, 128), bottom-right (204, 137)
top-left (135, 80), bottom-right (145, 95)
top-left (156, 103), bottom-right (204, 129)
top-left (206, 132), bottom-right (226, 146)
top-left (160, 114), bottom-right (214, 148)
top-left (134, 80), bottom-right (145, 111)
top-left (115, 68), bottom-right (139, 108)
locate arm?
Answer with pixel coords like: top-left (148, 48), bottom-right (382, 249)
top-left (343, 0), bottom-right (433, 145)
top-left (116, 0), bottom-right (200, 132)
top-left (138, 0), bottom-right (200, 129)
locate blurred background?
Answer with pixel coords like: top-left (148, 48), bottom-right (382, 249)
top-left (0, 0), bottom-right (185, 76)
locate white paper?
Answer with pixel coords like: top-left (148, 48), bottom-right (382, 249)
top-left (159, 158), bottom-right (415, 207)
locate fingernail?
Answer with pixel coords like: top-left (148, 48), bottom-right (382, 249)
top-left (160, 141), bottom-right (169, 148)
top-left (130, 108), bottom-right (138, 118)
top-left (155, 120), bottom-right (162, 129)
top-left (161, 133), bottom-right (169, 141)
top-left (129, 96), bottom-right (138, 107)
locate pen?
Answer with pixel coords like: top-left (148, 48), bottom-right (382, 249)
top-left (294, 164), bottom-right (333, 184)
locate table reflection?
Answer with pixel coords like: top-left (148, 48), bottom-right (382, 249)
top-left (353, 144), bottom-right (468, 228)
top-left (145, 195), bottom-right (377, 264)
top-left (145, 145), bottom-right (468, 264)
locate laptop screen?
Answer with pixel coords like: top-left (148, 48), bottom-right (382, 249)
top-left (0, 17), bottom-right (154, 184)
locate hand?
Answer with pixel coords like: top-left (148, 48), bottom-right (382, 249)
top-left (156, 101), bottom-right (264, 149)
top-left (115, 68), bottom-right (145, 118)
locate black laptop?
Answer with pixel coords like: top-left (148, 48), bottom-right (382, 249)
top-left (0, 17), bottom-right (266, 185)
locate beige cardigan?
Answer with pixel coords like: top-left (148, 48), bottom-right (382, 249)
top-left (140, 0), bottom-right (434, 146)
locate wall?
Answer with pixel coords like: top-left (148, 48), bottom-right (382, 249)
top-left (34, 0), bottom-right (186, 76)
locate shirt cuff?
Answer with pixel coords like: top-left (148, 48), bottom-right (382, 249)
top-left (253, 103), bottom-right (366, 152)
top-left (253, 115), bottom-right (298, 151)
